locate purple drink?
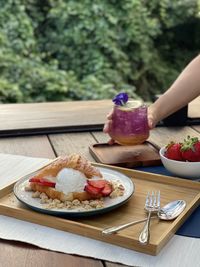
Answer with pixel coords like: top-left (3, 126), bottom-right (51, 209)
top-left (109, 100), bottom-right (149, 145)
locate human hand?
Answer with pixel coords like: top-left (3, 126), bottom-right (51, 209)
top-left (147, 112), bottom-right (155, 129)
top-left (103, 109), bottom-right (115, 145)
top-left (147, 105), bottom-right (159, 129)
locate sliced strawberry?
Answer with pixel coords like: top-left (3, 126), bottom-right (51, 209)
top-left (29, 177), bottom-right (56, 187)
top-left (101, 183), bottom-right (112, 196)
top-left (84, 184), bottom-right (102, 195)
top-left (29, 177), bottom-right (40, 183)
top-left (38, 180), bottom-right (56, 187)
top-left (87, 179), bottom-right (107, 189)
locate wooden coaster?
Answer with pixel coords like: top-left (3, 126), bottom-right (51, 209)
top-left (89, 142), bottom-right (161, 168)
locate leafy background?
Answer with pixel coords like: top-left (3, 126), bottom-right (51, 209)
top-left (0, 0), bottom-right (200, 103)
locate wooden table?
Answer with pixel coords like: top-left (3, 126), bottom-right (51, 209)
top-left (0, 98), bottom-right (199, 267)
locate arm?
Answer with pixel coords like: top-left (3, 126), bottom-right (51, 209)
top-left (148, 54), bottom-right (200, 128)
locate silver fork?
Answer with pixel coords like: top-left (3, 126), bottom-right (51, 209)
top-left (138, 191), bottom-right (160, 245)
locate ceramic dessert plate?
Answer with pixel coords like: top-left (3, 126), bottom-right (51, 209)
top-left (13, 166), bottom-right (134, 217)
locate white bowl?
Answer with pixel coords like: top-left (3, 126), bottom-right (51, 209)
top-left (159, 147), bottom-right (200, 180)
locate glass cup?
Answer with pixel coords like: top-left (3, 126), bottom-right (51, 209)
top-left (109, 100), bottom-right (149, 145)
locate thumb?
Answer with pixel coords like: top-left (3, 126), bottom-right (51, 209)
top-left (148, 118), bottom-right (154, 129)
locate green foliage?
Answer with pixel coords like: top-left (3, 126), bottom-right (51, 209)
top-left (0, 0), bottom-right (199, 103)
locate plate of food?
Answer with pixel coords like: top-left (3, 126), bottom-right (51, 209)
top-left (14, 154), bottom-right (134, 217)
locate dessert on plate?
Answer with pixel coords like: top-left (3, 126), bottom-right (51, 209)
top-left (26, 154), bottom-right (125, 210)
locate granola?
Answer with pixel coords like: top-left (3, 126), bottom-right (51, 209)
top-left (25, 180), bottom-right (125, 211)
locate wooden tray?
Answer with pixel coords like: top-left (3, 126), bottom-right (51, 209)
top-left (0, 163), bottom-right (199, 256)
top-left (89, 142), bottom-right (161, 167)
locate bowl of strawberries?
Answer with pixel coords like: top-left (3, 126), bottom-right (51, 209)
top-left (159, 136), bottom-right (200, 179)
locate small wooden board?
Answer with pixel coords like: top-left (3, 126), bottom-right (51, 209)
top-left (89, 142), bottom-right (161, 167)
top-left (0, 164), bottom-right (199, 256)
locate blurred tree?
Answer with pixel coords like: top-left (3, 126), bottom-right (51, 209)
top-left (0, 0), bottom-right (199, 103)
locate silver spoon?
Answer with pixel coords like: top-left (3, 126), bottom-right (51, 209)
top-left (102, 200), bottom-right (186, 235)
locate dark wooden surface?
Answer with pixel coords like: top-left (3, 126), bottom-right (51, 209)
top-left (0, 99), bottom-right (199, 267)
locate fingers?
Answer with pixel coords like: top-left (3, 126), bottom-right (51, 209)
top-left (103, 122), bottom-right (115, 144)
top-left (106, 108), bottom-right (114, 120)
top-left (104, 108), bottom-right (116, 144)
top-left (108, 138), bottom-right (115, 145)
top-left (103, 121), bottom-right (109, 133)
top-left (103, 123), bottom-right (115, 145)
top-left (106, 112), bottom-right (112, 120)
top-left (148, 117), bottom-right (154, 129)
top-left (147, 106), bottom-right (157, 129)
top-left (103, 109), bottom-right (113, 133)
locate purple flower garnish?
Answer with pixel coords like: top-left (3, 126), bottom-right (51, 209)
top-left (112, 92), bottom-right (128, 106)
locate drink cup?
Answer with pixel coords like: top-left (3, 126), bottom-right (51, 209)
top-left (109, 100), bottom-right (149, 145)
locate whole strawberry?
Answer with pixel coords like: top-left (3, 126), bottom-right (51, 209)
top-left (165, 141), bottom-right (183, 161)
top-left (181, 136), bottom-right (200, 162)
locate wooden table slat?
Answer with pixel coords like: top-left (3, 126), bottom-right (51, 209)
top-left (0, 100), bottom-right (111, 132)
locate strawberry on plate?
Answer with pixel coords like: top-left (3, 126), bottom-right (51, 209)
top-left (29, 176), bottom-right (56, 187)
top-left (181, 136), bottom-right (200, 162)
top-left (87, 179), bottom-right (107, 189)
top-left (101, 183), bottom-right (112, 196)
top-left (165, 141), bottom-right (183, 161)
top-left (84, 184), bottom-right (102, 195)
top-left (84, 179), bottom-right (112, 197)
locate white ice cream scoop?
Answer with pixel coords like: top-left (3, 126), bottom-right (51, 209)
top-left (55, 168), bottom-right (87, 195)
